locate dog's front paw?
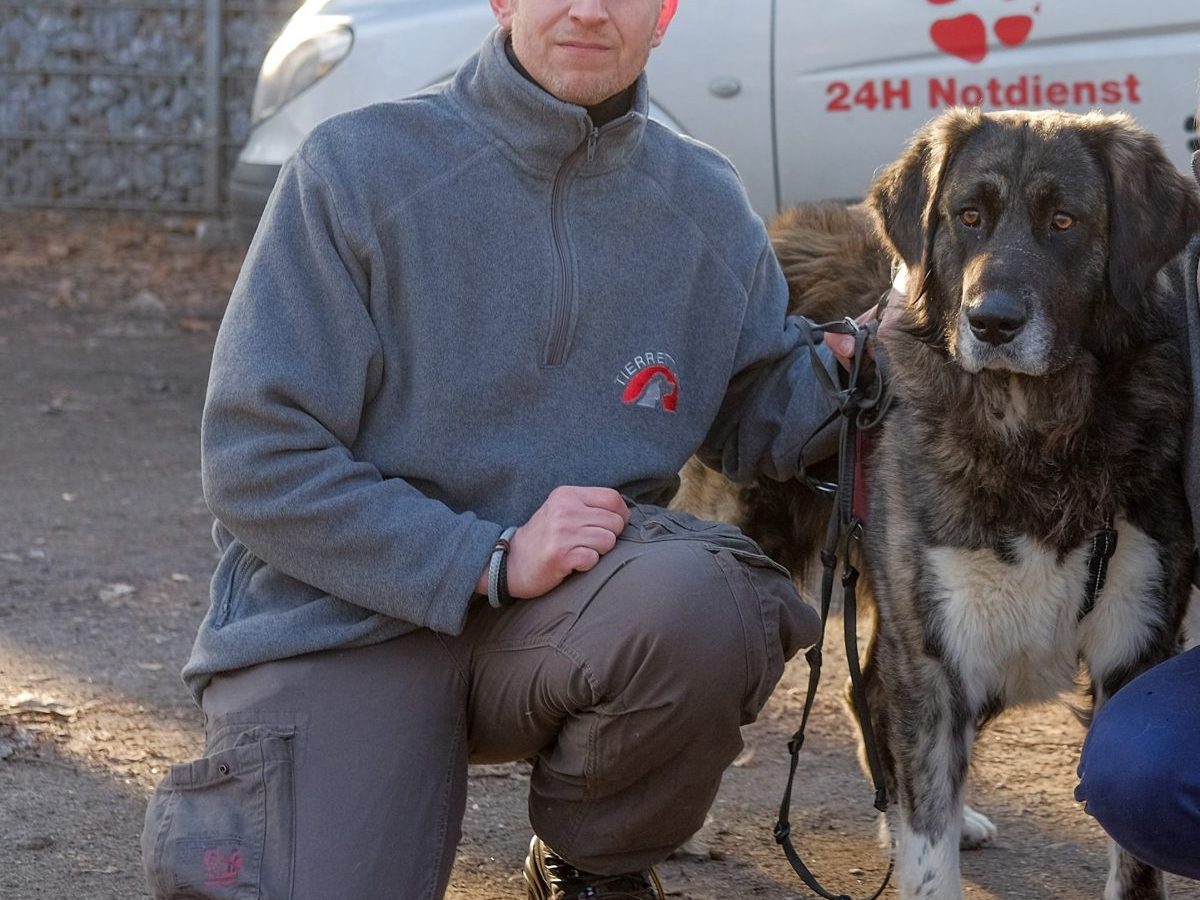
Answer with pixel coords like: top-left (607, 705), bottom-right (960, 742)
top-left (960, 805), bottom-right (997, 850)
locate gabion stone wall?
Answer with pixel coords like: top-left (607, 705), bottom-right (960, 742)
top-left (0, 0), bottom-right (297, 213)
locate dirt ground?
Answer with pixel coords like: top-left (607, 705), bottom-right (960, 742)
top-left (0, 211), bottom-right (1196, 900)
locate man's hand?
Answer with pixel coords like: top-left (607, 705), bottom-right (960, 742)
top-left (476, 486), bottom-right (631, 601)
top-left (823, 306), bottom-right (881, 371)
top-left (824, 266), bottom-right (908, 371)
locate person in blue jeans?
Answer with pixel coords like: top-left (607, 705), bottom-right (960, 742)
top-left (1074, 145), bottom-right (1200, 882)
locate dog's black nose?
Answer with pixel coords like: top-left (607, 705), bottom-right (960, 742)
top-left (967, 292), bottom-right (1026, 345)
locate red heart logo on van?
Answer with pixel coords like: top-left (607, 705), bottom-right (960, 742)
top-left (994, 15), bottom-right (1034, 47)
top-left (930, 14), bottom-right (988, 64)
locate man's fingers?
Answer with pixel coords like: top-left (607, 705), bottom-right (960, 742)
top-left (556, 525), bottom-right (621, 576)
top-left (576, 525), bottom-right (620, 555)
top-left (588, 509), bottom-right (628, 538)
top-left (826, 332), bottom-right (856, 361)
top-left (565, 546), bottom-right (602, 573)
top-left (517, 487), bottom-right (631, 595)
top-left (571, 486), bottom-right (630, 518)
top-left (826, 304), bottom-right (890, 371)
top-left (548, 504), bottom-right (626, 539)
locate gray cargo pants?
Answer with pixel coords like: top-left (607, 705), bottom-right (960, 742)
top-left (142, 505), bottom-right (820, 899)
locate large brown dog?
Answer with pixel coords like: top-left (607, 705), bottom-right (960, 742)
top-left (676, 108), bottom-right (1200, 899)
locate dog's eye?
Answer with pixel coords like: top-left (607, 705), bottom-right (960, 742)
top-left (1051, 212), bottom-right (1075, 231)
top-left (959, 208), bottom-right (981, 227)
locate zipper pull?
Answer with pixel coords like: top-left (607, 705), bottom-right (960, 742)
top-left (586, 126), bottom-right (600, 162)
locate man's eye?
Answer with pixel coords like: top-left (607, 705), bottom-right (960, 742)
top-left (1052, 211), bottom-right (1075, 231)
top-left (960, 208), bottom-right (981, 227)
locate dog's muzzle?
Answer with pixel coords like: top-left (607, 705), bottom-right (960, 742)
top-left (965, 290), bottom-right (1026, 346)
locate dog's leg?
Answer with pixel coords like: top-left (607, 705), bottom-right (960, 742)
top-left (859, 607), bottom-right (998, 897)
top-left (890, 708), bottom-right (973, 900)
top-left (851, 604), bottom-right (995, 866)
top-left (1103, 842), bottom-right (1166, 900)
top-left (959, 802), bottom-right (996, 850)
top-left (874, 650), bottom-right (973, 899)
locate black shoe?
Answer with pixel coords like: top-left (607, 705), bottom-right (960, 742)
top-left (523, 836), bottom-right (665, 900)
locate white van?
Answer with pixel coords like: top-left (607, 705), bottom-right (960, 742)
top-left (230, 0), bottom-right (1200, 236)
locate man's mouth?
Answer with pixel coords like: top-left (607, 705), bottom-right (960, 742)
top-left (558, 40), bottom-right (611, 52)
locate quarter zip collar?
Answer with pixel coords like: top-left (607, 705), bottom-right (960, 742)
top-left (450, 26), bottom-right (649, 178)
top-left (503, 37), bottom-right (636, 128)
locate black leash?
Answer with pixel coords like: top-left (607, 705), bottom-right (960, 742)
top-left (774, 309), bottom-right (894, 900)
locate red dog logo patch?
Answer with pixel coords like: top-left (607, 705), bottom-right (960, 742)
top-left (616, 352), bottom-right (680, 414)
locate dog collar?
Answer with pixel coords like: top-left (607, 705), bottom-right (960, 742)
top-left (1078, 514), bottom-right (1118, 621)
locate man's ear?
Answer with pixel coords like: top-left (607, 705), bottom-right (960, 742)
top-left (651, 0), bottom-right (679, 48)
top-left (490, 0), bottom-right (514, 30)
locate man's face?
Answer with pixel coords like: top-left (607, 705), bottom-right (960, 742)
top-left (490, 0), bottom-right (676, 107)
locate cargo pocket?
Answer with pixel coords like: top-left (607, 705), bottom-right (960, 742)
top-left (708, 546), bottom-right (814, 723)
top-left (142, 726), bottom-right (295, 899)
top-left (625, 502), bottom-right (740, 542)
top-left (723, 546), bottom-right (792, 578)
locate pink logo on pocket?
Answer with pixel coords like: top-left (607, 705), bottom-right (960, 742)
top-left (204, 848), bottom-right (244, 887)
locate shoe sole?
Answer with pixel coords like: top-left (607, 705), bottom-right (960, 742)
top-left (524, 835), bottom-right (552, 900)
top-left (523, 835), bottom-right (666, 900)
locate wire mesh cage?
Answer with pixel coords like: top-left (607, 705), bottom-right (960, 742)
top-left (0, 0), bottom-right (296, 213)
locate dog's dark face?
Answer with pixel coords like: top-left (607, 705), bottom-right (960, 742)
top-left (927, 117), bottom-right (1109, 375)
top-left (872, 109), bottom-right (1200, 374)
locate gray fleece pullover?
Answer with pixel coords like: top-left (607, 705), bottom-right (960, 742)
top-left (183, 27), bottom-right (840, 701)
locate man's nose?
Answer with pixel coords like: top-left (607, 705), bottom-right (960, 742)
top-left (568, 0), bottom-right (610, 25)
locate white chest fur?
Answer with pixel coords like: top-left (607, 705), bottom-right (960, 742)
top-left (926, 519), bottom-right (1164, 710)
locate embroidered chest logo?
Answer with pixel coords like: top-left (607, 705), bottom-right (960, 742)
top-left (616, 351), bottom-right (679, 413)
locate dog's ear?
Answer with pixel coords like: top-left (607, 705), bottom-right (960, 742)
top-left (1078, 112), bottom-right (1200, 313)
top-left (869, 107), bottom-right (981, 273)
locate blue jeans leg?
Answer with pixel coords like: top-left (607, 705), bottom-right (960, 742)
top-left (1076, 645), bottom-right (1200, 880)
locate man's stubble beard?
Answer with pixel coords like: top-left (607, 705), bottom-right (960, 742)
top-left (526, 20), bottom-right (657, 107)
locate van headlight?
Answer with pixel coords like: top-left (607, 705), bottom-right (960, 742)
top-left (251, 16), bottom-right (353, 126)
